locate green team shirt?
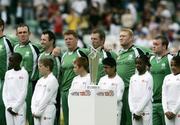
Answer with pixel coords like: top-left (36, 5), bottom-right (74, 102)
top-left (61, 49), bottom-right (80, 91)
top-left (135, 45), bottom-right (152, 54)
top-left (39, 52), bottom-right (61, 79)
top-left (6, 35), bottom-right (19, 47)
top-left (117, 46), bottom-right (141, 88)
top-left (14, 42), bottom-right (39, 81)
top-left (0, 35), bottom-right (22, 80)
top-left (80, 47), bottom-right (117, 83)
top-left (0, 36), bottom-right (13, 80)
top-left (0, 35), bottom-right (13, 79)
top-left (150, 54), bottom-right (172, 101)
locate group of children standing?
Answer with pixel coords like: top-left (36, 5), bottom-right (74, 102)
top-left (2, 53), bottom-right (59, 125)
top-left (69, 50), bottom-right (180, 125)
top-left (2, 49), bottom-right (180, 125)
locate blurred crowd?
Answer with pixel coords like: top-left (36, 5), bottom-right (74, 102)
top-left (0, 0), bottom-right (179, 53)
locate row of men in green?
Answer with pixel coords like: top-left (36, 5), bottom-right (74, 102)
top-left (0, 16), bottom-right (173, 125)
top-left (61, 29), bottom-right (172, 125)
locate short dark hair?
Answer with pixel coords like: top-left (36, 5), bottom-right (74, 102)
top-left (154, 35), bottom-right (169, 49)
top-left (102, 57), bottom-right (116, 67)
top-left (74, 57), bottom-right (89, 72)
top-left (16, 23), bottom-right (30, 32)
top-left (136, 48), bottom-right (151, 67)
top-left (0, 18), bottom-right (5, 31)
top-left (42, 30), bottom-right (56, 46)
top-left (136, 53), bottom-right (151, 67)
top-left (39, 58), bottom-right (54, 71)
top-left (12, 52), bottom-right (22, 63)
top-left (63, 30), bottom-right (78, 38)
top-left (91, 29), bottom-right (105, 42)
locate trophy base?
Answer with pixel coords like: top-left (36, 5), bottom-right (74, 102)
top-left (69, 88), bottom-right (116, 125)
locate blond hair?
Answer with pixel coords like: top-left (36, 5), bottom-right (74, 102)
top-left (120, 28), bottom-right (134, 37)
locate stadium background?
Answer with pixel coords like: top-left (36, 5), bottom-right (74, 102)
top-left (1, 0), bottom-right (179, 53)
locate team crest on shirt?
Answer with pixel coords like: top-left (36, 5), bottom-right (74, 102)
top-left (99, 58), bottom-right (102, 63)
top-left (25, 51), bottom-right (30, 56)
top-left (128, 54), bottom-right (133, 60)
top-left (161, 63), bottom-right (166, 69)
top-left (0, 45), bottom-right (3, 50)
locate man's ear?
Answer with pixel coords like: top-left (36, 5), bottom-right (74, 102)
top-left (162, 44), bottom-right (167, 51)
top-left (0, 25), bottom-right (4, 31)
top-left (130, 36), bottom-right (134, 43)
top-left (102, 38), bottom-right (105, 44)
top-left (28, 31), bottom-right (31, 35)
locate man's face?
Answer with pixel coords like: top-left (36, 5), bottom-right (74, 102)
top-left (152, 39), bottom-right (163, 55)
top-left (16, 26), bottom-right (30, 45)
top-left (40, 34), bottom-right (52, 50)
top-left (91, 33), bottom-right (104, 49)
top-left (64, 34), bottom-right (77, 51)
top-left (119, 31), bottom-right (133, 48)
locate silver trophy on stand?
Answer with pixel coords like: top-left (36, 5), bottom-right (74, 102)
top-left (87, 46), bottom-right (101, 89)
top-left (69, 47), bottom-right (117, 125)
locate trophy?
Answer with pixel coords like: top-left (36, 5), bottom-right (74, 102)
top-left (88, 46), bottom-right (101, 85)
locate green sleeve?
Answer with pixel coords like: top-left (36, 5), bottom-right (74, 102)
top-left (135, 45), bottom-right (152, 55)
top-left (6, 35), bottom-right (19, 47)
top-left (32, 41), bottom-right (44, 53)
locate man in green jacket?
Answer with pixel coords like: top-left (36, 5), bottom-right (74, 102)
top-left (0, 18), bottom-right (13, 125)
top-left (117, 28), bottom-right (144, 125)
top-left (150, 35), bottom-right (172, 125)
